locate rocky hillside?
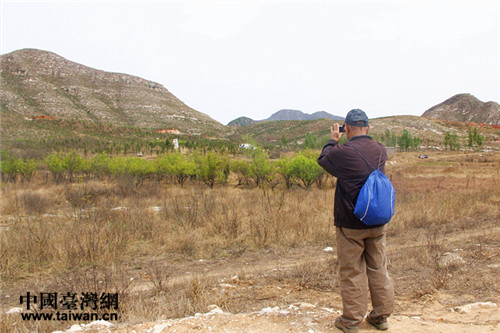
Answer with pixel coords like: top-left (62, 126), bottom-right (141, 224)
top-left (0, 49), bottom-right (226, 135)
top-left (422, 94), bottom-right (500, 125)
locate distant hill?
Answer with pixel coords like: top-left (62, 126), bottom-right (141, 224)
top-left (422, 93), bottom-right (500, 125)
top-left (228, 109), bottom-right (343, 126)
top-left (227, 116), bottom-right (258, 127)
top-left (0, 48), bottom-right (226, 135)
top-left (268, 109), bottom-right (344, 121)
top-left (230, 115), bottom-right (500, 150)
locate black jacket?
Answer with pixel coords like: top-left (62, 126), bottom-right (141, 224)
top-left (318, 135), bottom-right (387, 229)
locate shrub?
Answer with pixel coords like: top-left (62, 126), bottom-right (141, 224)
top-left (276, 155), bottom-right (294, 189)
top-left (45, 152), bottom-right (66, 184)
top-left (18, 157), bottom-right (39, 183)
top-left (1, 151), bottom-right (16, 182)
top-left (195, 152), bottom-right (230, 188)
top-left (230, 159), bottom-right (252, 187)
top-left (289, 152), bottom-right (324, 189)
top-left (90, 153), bottom-right (111, 179)
top-left (248, 149), bottom-right (275, 188)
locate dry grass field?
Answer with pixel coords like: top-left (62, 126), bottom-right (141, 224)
top-left (1, 150), bottom-right (499, 332)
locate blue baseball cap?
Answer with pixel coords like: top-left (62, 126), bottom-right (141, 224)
top-left (345, 109), bottom-right (369, 127)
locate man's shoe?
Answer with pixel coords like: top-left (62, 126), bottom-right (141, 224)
top-left (334, 316), bottom-right (359, 333)
top-left (366, 315), bottom-right (389, 331)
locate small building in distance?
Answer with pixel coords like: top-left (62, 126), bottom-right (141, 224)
top-left (29, 115), bottom-right (57, 121)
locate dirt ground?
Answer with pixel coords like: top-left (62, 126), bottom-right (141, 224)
top-left (63, 300), bottom-right (499, 333)
top-left (52, 246), bottom-right (499, 332)
top-left (45, 219), bottom-right (500, 332)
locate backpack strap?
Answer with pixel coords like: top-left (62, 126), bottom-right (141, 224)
top-left (338, 143), bottom-right (384, 213)
top-left (350, 144), bottom-right (382, 171)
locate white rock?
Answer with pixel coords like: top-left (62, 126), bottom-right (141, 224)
top-left (299, 302), bottom-right (315, 308)
top-left (151, 323), bottom-right (170, 333)
top-left (438, 252), bottom-right (465, 268)
top-left (67, 325), bottom-right (83, 332)
top-left (259, 306), bottom-right (279, 314)
top-left (208, 306), bottom-right (224, 314)
top-left (259, 307), bottom-right (273, 314)
top-left (454, 302), bottom-right (497, 314)
top-left (323, 247), bottom-right (334, 252)
top-left (219, 283), bottom-right (235, 288)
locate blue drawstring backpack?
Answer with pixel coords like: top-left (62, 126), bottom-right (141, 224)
top-left (348, 146), bottom-right (395, 226)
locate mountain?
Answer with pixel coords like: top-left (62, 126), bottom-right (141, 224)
top-left (422, 93), bottom-right (500, 125)
top-left (267, 109), bottom-right (344, 121)
top-left (227, 116), bottom-right (258, 127)
top-left (228, 109), bottom-right (344, 126)
top-left (0, 48), bottom-right (225, 135)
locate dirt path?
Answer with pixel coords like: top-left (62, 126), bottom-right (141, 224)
top-left (55, 221), bottom-right (499, 333)
top-left (3, 217), bottom-right (499, 332)
top-left (58, 295), bottom-right (500, 332)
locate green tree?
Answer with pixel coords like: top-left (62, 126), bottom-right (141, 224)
top-left (397, 130), bottom-right (420, 152)
top-left (473, 128), bottom-right (484, 147)
top-left (18, 157), bottom-right (39, 183)
top-left (280, 135), bottom-right (288, 147)
top-left (168, 153), bottom-right (196, 186)
top-left (444, 132), bottom-right (460, 151)
top-left (1, 151), bottom-right (22, 183)
top-left (289, 152), bottom-right (324, 189)
top-left (467, 127), bottom-right (474, 147)
top-left (231, 159), bottom-right (252, 187)
top-left (64, 150), bottom-right (85, 182)
top-left (45, 152), bottom-right (67, 184)
top-left (91, 153), bottom-right (111, 179)
top-left (248, 149), bottom-right (275, 187)
top-left (195, 152), bottom-right (229, 188)
top-left (397, 130), bottom-right (413, 152)
top-left (304, 132), bottom-right (318, 149)
top-left (276, 155), bottom-right (294, 189)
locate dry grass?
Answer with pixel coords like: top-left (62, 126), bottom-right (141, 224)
top-left (0, 181), bottom-right (334, 285)
top-left (1, 151), bottom-right (499, 331)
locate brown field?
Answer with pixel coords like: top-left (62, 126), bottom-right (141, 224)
top-left (1, 150), bottom-right (499, 332)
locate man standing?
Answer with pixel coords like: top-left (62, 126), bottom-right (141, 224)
top-left (317, 109), bottom-right (394, 333)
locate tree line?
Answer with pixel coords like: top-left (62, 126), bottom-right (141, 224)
top-left (1, 149), bottom-right (329, 190)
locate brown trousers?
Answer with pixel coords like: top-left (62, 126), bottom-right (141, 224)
top-left (336, 225), bottom-right (394, 326)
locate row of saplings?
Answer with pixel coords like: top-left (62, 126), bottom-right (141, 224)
top-left (1, 149), bottom-right (334, 189)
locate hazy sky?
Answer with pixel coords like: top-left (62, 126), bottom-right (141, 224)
top-left (1, 0), bottom-right (498, 124)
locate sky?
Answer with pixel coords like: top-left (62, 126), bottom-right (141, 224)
top-left (1, 0), bottom-right (499, 125)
